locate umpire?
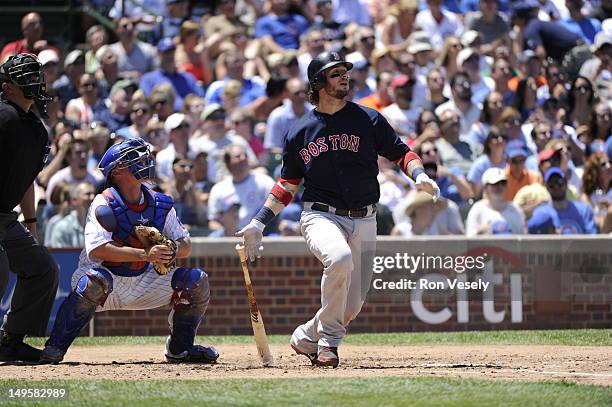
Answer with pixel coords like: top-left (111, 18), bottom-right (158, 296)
top-left (0, 53), bottom-right (59, 362)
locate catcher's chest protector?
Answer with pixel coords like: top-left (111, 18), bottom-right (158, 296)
top-left (97, 186), bottom-right (173, 276)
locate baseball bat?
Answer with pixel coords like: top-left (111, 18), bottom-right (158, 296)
top-left (235, 244), bottom-right (274, 367)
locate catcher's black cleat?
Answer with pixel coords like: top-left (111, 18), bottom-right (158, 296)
top-left (38, 345), bottom-right (65, 365)
top-left (0, 331), bottom-right (42, 363)
top-left (0, 341), bottom-right (43, 363)
top-left (164, 337), bottom-right (219, 363)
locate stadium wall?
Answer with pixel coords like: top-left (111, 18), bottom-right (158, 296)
top-left (91, 236), bottom-right (612, 336)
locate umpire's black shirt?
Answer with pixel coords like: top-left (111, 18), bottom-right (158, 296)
top-left (0, 99), bottom-right (48, 212)
top-left (281, 101), bottom-right (410, 210)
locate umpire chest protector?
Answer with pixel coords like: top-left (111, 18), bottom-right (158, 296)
top-left (96, 186), bottom-right (174, 276)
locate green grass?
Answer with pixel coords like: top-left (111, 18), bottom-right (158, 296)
top-left (0, 377), bottom-right (610, 407)
top-left (24, 329), bottom-right (612, 348)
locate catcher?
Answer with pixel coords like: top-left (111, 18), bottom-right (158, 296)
top-left (39, 138), bottom-right (219, 364)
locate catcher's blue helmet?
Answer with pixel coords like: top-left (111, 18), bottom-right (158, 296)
top-left (98, 138), bottom-right (154, 183)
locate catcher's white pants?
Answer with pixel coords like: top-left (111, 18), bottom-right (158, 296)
top-left (71, 265), bottom-right (175, 311)
top-left (292, 207), bottom-right (377, 350)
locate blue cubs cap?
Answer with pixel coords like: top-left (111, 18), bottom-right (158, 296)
top-left (544, 166), bottom-right (565, 183)
top-left (528, 208), bottom-right (560, 234)
top-left (157, 37), bottom-right (176, 53)
top-left (507, 147), bottom-right (528, 159)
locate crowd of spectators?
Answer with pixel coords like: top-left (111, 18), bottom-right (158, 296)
top-left (3, 0), bottom-right (612, 246)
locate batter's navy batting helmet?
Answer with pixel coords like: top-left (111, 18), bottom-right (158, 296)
top-left (98, 138), bottom-right (155, 183)
top-left (0, 53), bottom-right (48, 101)
top-left (307, 51), bottom-right (353, 89)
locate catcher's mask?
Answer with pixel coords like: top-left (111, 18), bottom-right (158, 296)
top-left (98, 138), bottom-right (155, 183)
top-left (0, 53), bottom-right (49, 101)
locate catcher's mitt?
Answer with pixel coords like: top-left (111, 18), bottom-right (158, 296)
top-left (134, 226), bottom-right (178, 275)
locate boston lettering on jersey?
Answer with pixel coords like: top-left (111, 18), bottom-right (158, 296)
top-left (299, 135), bottom-right (360, 164)
top-left (281, 101), bottom-right (412, 210)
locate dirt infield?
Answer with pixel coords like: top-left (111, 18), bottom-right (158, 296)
top-left (1, 344), bottom-right (610, 386)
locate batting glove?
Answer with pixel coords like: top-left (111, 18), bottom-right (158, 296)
top-left (415, 172), bottom-right (441, 201)
top-left (235, 219), bottom-right (264, 262)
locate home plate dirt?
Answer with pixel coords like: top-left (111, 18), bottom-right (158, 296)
top-left (1, 345), bottom-right (610, 386)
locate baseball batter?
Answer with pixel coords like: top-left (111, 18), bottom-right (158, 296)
top-left (39, 138), bottom-right (218, 364)
top-left (237, 52), bottom-right (440, 367)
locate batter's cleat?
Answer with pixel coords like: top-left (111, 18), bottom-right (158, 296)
top-left (0, 331), bottom-right (42, 363)
top-left (164, 336), bottom-right (219, 364)
top-left (290, 340), bottom-right (317, 364)
top-left (313, 346), bottom-right (339, 368)
top-left (38, 345), bottom-right (66, 365)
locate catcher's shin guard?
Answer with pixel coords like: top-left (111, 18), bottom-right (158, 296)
top-left (167, 268), bottom-right (210, 355)
top-left (44, 269), bottom-right (113, 357)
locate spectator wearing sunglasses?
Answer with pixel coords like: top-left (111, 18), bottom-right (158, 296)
top-left (297, 28), bottom-right (328, 83)
top-left (108, 17), bottom-right (157, 78)
top-left (52, 50), bottom-right (85, 109)
top-left (192, 104), bottom-right (258, 182)
top-left (467, 126), bottom-right (508, 197)
top-left (581, 151), bottom-right (612, 233)
top-left (415, 141), bottom-right (473, 205)
top-left (0, 12), bottom-right (46, 62)
top-left (311, 0), bottom-right (346, 42)
top-left (504, 144), bottom-right (542, 201)
top-left (347, 27), bottom-right (376, 64)
top-left (116, 100), bottom-right (152, 140)
top-left (528, 167), bottom-right (597, 234)
top-left (96, 83), bottom-right (132, 132)
top-left (140, 38), bottom-right (204, 111)
top-left (156, 113), bottom-right (194, 181)
top-left (46, 183), bottom-right (96, 248)
top-left (265, 78), bottom-right (311, 150)
top-left (65, 73), bottom-right (109, 129)
top-left (466, 167), bottom-right (526, 235)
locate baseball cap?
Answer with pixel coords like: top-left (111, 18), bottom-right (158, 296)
top-left (200, 103), bottom-right (225, 120)
top-left (482, 167), bottom-right (507, 185)
top-left (460, 30), bottom-right (481, 48)
top-left (345, 52), bottom-right (368, 70)
top-left (408, 41), bottom-right (433, 54)
top-left (64, 50), bottom-right (84, 69)
top-left (507, 147), bottom-right (529, 159)
top-left (38, 49), bottom-right (59, 66)
top-left (157, 37), bottom-right (176, 53)
top-left (591, 32), bottom-right (612, 53)
top-left (390, 74), bottom-right (414, 90)
top-left (456, 47), bottom-right (479, 67)
top-left (528, 208), bottom-right (559, 234)
top-left (538, 148), bottom-right (555, 163)
top-left (164, 113), bottom-right (188, 133)
top-left (511, 0), bottom-right (539, 19)
top-left (110, 78), bottom-right (138, 96)
top-left (544, 166), bottom-right (565, 183)
top-left (405, 191), bottom-right (435, 217)
top-left (519, 49), bottom-right (538, 64)
top-left (216, 195), bottom-right (241, 215)
top-left (407, 31), bottom-right (433, 54)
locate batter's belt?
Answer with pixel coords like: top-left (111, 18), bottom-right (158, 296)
top-left (306, 202), bottom-right (377, 218)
